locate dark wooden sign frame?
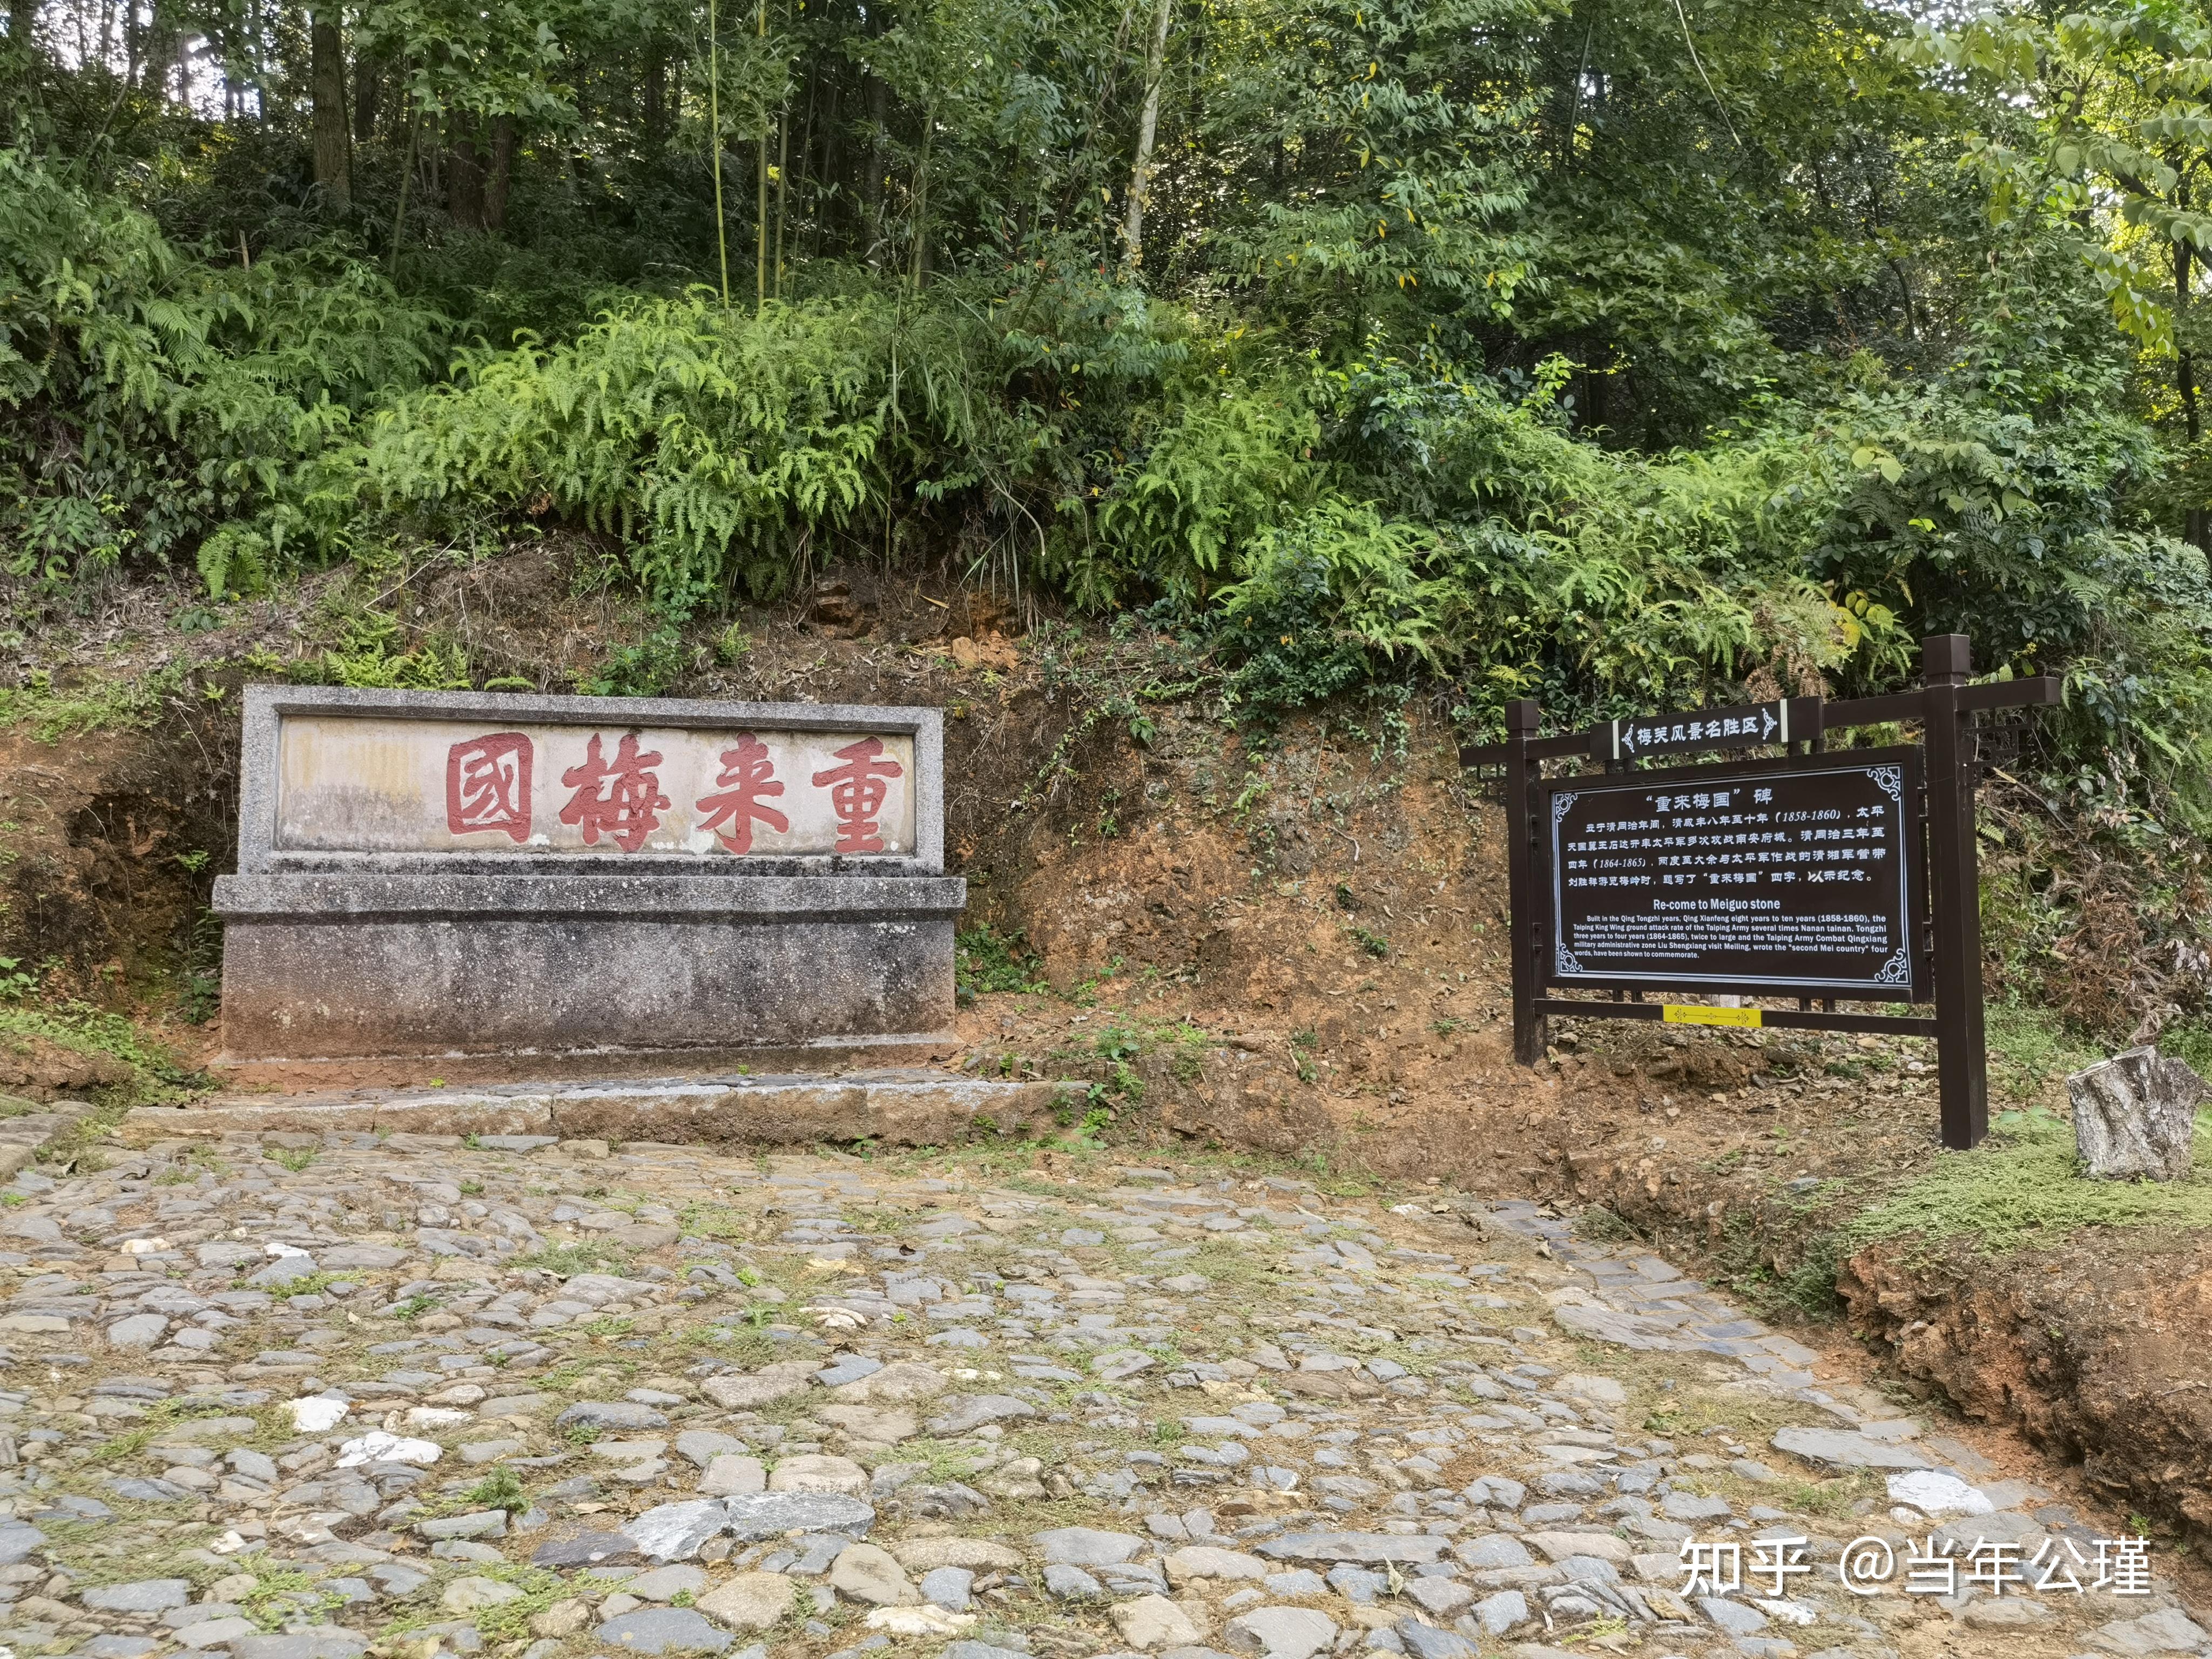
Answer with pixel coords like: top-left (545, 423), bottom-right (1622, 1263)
top-left (1459, 635), bottom-right (2060, 1150)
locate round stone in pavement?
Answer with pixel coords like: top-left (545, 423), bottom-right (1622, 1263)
top-left (595, 1607), bottom-right (734, 1654)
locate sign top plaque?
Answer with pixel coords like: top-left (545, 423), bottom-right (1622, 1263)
top-left (1596, 696), bottom-right (1823, 763)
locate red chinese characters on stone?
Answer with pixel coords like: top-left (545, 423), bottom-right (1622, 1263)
top-left (812, 736), bottom-right (905, 853)
top-left (558, 732), bottom-right (671, 853)
top-left (695, 733), bottom-right (790, 854)
top-left (445, 732), bottom-right (534, 842)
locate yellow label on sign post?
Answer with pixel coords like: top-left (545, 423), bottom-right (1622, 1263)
top-left (1662, 1003), bottom-right (1763, 1029)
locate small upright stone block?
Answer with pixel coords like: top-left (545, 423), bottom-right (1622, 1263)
top-left (2068, 1044), bottom-right (2206, 1181)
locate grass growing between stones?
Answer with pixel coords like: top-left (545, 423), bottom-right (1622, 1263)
top-left (1842, 1104), bottom-right (2212, 1256)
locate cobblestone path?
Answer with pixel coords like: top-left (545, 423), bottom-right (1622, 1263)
top-left (0, 1133), bottom-right (2196, 1659)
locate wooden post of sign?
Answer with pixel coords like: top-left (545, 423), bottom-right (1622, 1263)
top-left (1503, 698), bottom-right (1547, 1064)
top-left (1920, 633), bottom-right (1989, 1150)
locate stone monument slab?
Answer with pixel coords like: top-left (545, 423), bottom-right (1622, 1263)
top-left (214, 686), bottom-right (962, 1069)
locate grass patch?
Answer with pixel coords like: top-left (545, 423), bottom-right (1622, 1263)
top-left (90, 1398), bottom-right (252, 1462)
top-left (1984, 1000), bottom-right (2103, 1109)
top-left (0, 662), bottom-right (194, 742)
top-left (956, 924), bottom-right (1050, 1004)
top-left (1844, 1104), bottom-right (2212, 1256)
top-left (509, 1241), bottom-right (628, 1276)
top-left (0, 1002), bottom-right (205, 1111)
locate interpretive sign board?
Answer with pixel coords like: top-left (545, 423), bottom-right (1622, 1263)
top-left (215, 686), bottom-right (963, 1074)
top-left (1543, 750), bottom-right (1924, 998)
top-left (1461, 636), bottom-right (2063, 1151)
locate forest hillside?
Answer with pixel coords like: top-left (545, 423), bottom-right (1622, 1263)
top-left (8, 0), bottom-right (2212, 1024)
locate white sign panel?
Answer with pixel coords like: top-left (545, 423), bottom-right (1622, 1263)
top-left (274, 716), bottom-right (917, 857)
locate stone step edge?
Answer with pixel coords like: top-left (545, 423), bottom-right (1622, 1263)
top-left (0, 1105), bottom-right (97, 1180)
top-left (114, 1075), bottom-right (1082, 1148)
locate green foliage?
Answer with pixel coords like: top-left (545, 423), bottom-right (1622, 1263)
top-left (0, 1002), bottom-right (201, 1106)
top-left (0, 151), bottom-right (443, 582)
top-left (955, 925), bottom-right (1048, 1004)
top-left (1847, 1105), bottom-right (2212, 1256)
top-left (464, 1465), bottom-right (528, 1513)
top-left (9, 0), bottom-right (2212, 854)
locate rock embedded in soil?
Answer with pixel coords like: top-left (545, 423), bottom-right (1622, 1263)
top-left (2070, 1044), bottom-right (2208, 1179)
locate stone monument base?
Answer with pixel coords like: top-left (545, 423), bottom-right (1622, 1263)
top-left (212, 872), bottom-right (965, 1067)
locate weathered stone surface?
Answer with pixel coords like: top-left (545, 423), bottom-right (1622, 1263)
top-left (1256, 1532), bottom-right (1451, 1565)
top-left (1701, 1596), bottom-right (1769, 1636)
top-left (2070, 1046), bottom-right (2207, 1180)
top-left (1887, 1469), bottom-right (1993, 1516)
top-left (721, 1492), bottom-right (875, 1541)
top-left (232, 1628), bottom-right (370, 1659)
top-left (889, 1537), bottom-right (1024, 1573)
top-left (1043, 1562), bottom-right (1104, 1599)
top-left (1396, 1623), bottom-right (1478, 1659)
top-left (1166, 1546), bottom-right (1271, 1584)
top-left (1223, 1605), bottom-right (1338, 1659)
top-left (1033, 1526), bottom-right (1147, 1565)
top-left (2087, 1607), bottom-right (2210, 1655)
top-left (1458, 1535), bottom-right (1534, 1569)
top-left (529, 1599), bottom-right (593, 1637)
top-left (414, 1509), bottom-right (507, 1541)
top-left (594, 1607), bottom-right (735, 1654)
top-left (828, 1542), bottom-right (915, 1605)
top-left (531, 1529), bottom-right (639, 1568)
top-left (1403, 1576), bottom-right (1475, 1618)
top-left (1112, 1594), bottom-right (1205, 1651)
top-left (766, 1452), bottom-right (867, 1494)
top-left (917, 1566), bottom-right (973, 1610)
top-left (698, 1454), bottom-right (766, 1496)
top-left (927, 1393), bottom-right (1038, 1434)
top-left (816, 1404), bottom-right (918, 1441)
top-left (1770, 1426), bottom-right (1931, 1471)
top-left (700, 1361), bottom-right (818, 1411)
top-left (442, 1576), bottom-right (524, 1613)
top-left (621, 1500), bottom-right (730, 1561)
top-left (1472, 1588), bottom-right (1530, 1635)
top-left (673, 1430), bottom-right (748, 1468)
top-left (80, 1579), bottom-right (191, 1613)
top-left (694, 1573), bottom-right (795, 1633)
top-left (558, 1400), bottom-right (669, 1432)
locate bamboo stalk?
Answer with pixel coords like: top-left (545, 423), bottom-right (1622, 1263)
top-left (710, 0), bottom-right (731, 308)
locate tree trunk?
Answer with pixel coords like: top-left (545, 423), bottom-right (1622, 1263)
top-left (774, 100), bottom-right (791, 296)
top-left (2179, 233), bottom-right (2207, 554)
top-left (813, 76), bottom-right (839, 259)
top-left (353, 51), bottom-right (379, 143)
top-left (642, 50), bottom-right (667, 147)
top-left (310, 7), bottom-right (350, 207)
top-left (448, 112), bottom-right (487, 231)
top-left (862, 71), bottom-right (889, 263)
top-left (484, 115), bottom-right (515, 230)
top-left (909, 106), bottom-right (933, 287)
top-left (1120, 0), bottom-right (1174, 272)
